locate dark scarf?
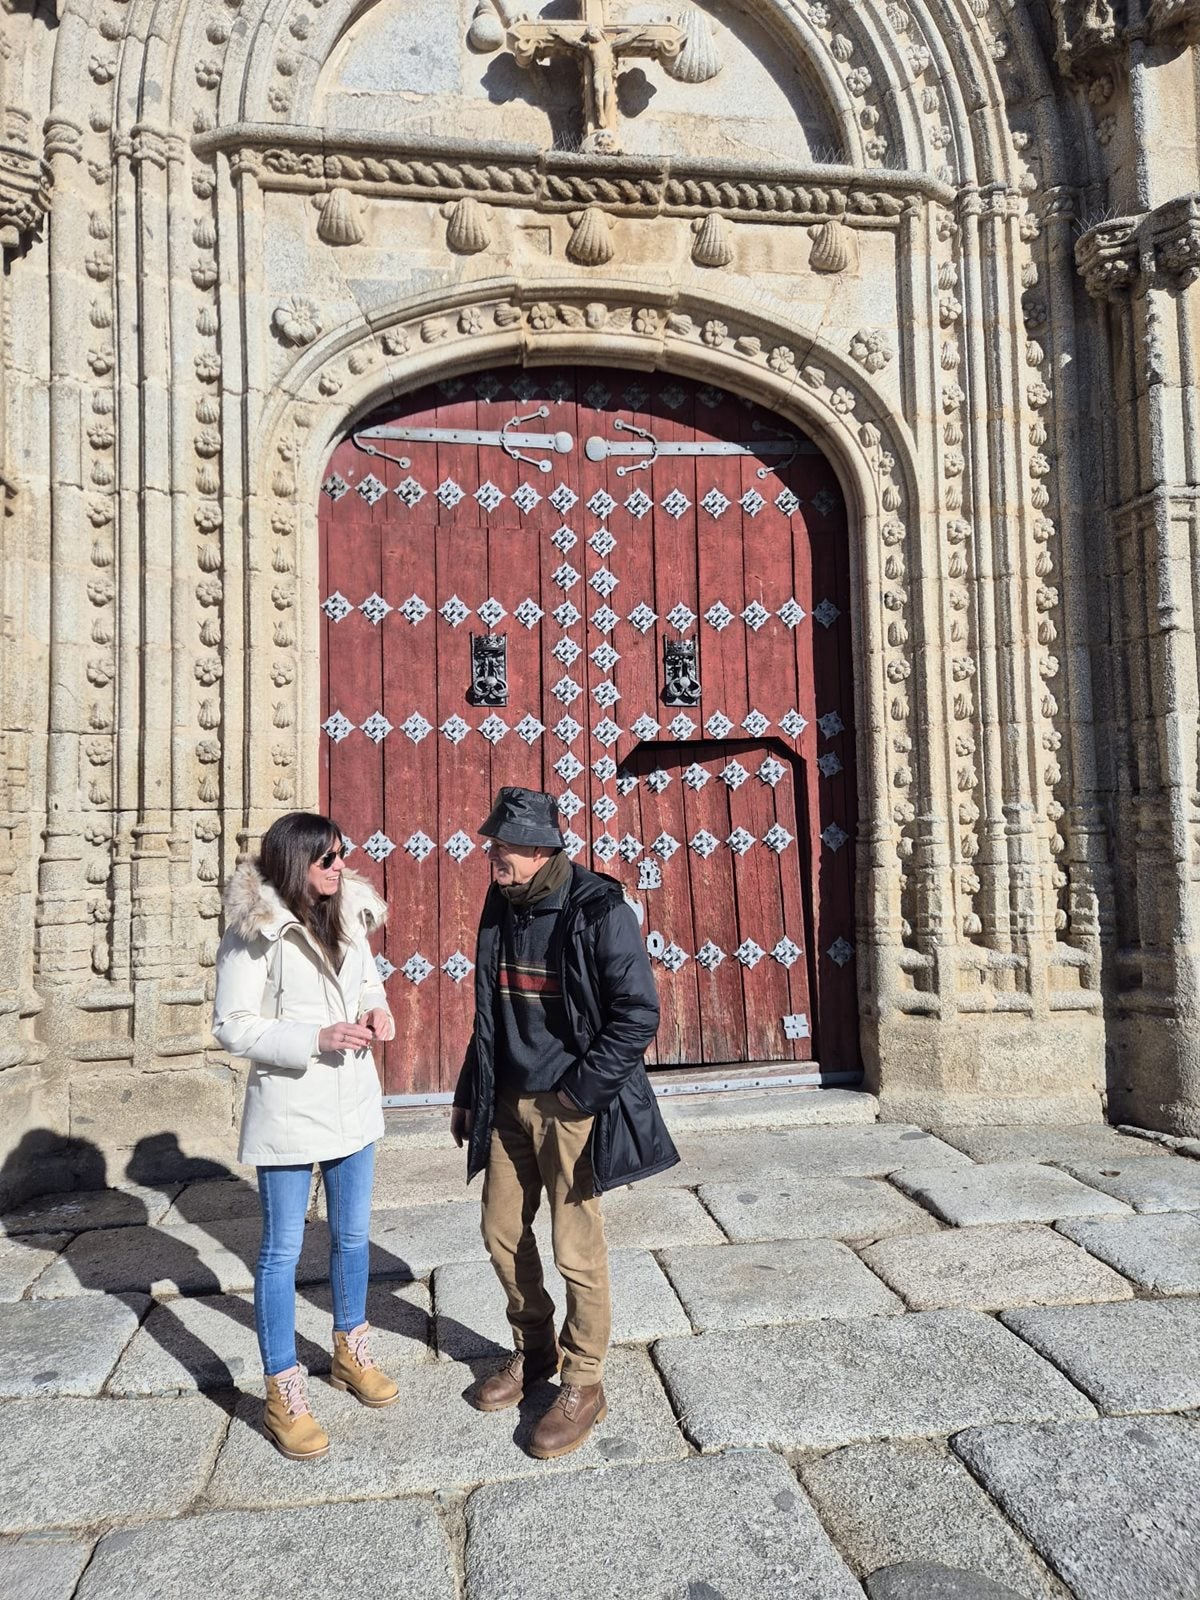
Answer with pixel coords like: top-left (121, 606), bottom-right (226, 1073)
top-left (498, 849), bottom-right (571, 910)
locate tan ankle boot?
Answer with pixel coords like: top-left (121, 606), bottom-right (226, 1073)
top-left (330, 1323), bottom-right (399, 1408)
top-left (263, 1366), bottom-right (330, 1461)
top-left (527, 1380), bottom-right (607, 1459)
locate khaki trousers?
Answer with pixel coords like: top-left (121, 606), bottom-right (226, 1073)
top-left (481, 1087), bottom-right (611, 1385)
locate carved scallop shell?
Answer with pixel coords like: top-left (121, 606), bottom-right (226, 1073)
top-left (808, 219), bottom-right (856, 274)
top-left (669, 7), bottom-right (722, 83)
top-left (691, 211), bottom-right (734, 269)
top-left (443, 196), bottom-right (491, 255)
top-left (316, 187), bottom-right (365, 247)
top-left (566, 206), bottom-right (614, 268)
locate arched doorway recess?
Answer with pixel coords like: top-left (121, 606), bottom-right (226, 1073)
top-left (318, 365), bottom-right (858, 1099)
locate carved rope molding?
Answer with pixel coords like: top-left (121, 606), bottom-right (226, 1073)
top-left (196, 126), bottom-right (953, 224)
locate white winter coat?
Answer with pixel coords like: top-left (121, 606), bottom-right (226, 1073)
top-left (212, 859), bottom-right (391, 1166)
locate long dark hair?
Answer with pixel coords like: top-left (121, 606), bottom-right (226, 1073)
top-left (259, 812), bottom-right (347, 964)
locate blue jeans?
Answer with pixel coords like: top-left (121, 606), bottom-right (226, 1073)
top-left (255, 1141), bottom-right (376, 1377)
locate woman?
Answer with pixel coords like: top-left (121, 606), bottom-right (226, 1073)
top-left (213, 811), bottom-right (399, 1460)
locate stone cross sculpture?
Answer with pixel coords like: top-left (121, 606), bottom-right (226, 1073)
top-left (508, 0), bottom-right (688, 154)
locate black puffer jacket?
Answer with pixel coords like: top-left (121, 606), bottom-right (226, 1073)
top-left (454, 865), bottom-right (679, 1193)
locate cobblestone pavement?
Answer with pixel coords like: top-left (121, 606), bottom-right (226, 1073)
top-left (2, 1090), bottom-right (1199, 1600)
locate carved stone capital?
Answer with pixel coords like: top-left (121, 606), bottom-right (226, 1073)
top-left (0, 125), bottom-right (50, 249)
top-left (1148, 194), bottom-right (1200, 286)
top-left (1075, 216), bottom-right (1139, 298)
top-left (1146, 0), bottom-right (1200, 46)
top-left (1053, 1), bottom-right (1125, 81)
top-left (129, 124), bottom-right (186, 170)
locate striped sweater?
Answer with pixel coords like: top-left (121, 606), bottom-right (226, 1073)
top-left (493, 884), bottom-right (576, 1093)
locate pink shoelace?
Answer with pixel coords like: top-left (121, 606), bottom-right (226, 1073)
top-left (345, 1324), bottom-right (377, 1369)
top-left (276, 1367), bottom-right (312, 1418)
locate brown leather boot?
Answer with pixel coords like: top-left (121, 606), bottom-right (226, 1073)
top-left (470, 1347), bottom-right (560, 1413)
top-left (329, 1323), bottom-right (400, 1408)
top-left (263, 1366), bottom-right (330, 1461)
top-left (527, 1380), bottom-right (607, 1459)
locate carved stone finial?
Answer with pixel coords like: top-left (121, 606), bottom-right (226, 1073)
top-left (690, 211), bottom-right (733, 268)
top-left (566, 205), bottom-right (614, 266)
top-left (443, 196), bottom-right (492, 255)
top-left (315, 188), bottom-right (366, 246)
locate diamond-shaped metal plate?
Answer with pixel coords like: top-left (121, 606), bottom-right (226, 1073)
top-left (554, 716), bottom-right (582, 744)
top-left (646, 769), bottom-right (671, 794)
top-left (591, 605), bottom-right (620, 634)
top-left (783, 1012), bottom-right (810, 1040)
top-left (624, 489), bottom-right (652, 520)
top-left (638, 859), bottom-right (662, 890)
top-left (776, 488), bottom-right (801, 516)
top-left (361, 712), bottom-right (393, 744)
top-left (727, 827), bottom-right (756, 856)
top-left (705, 712), bottom-right (734, 739)
top-left (721, 761), bottom-right (749, 790)
top-left (742, 601), bottom-right (770, 632)
top-left (690, 829), bottom-right (719, 859)
top-left (562, 830), bottom-right (585, 859)
top-left (396, 476), bottom-right (427, 508)
top-left (593, 681), bottom-right (621, 709)
top-left (683, 763), bottom-right (710, 791)
top-left (550, 483), bottom-right (579, 514)
top-left (780, 709), bottom-right (809, 739)
top-left (477, 598), bottom-right (506, 628)
top-left (593, 795), bottom-right (617, 822)
top-left (553, 602), bottom-right (581, 629)
top-left (662, 489), bottom-right (691, 520)
top-left (322, 592), bottom-right (352, 622)
top-left (402, 953), bottom-right (434, 984)
top-left (593, 756), bottom-right (617, 781)
top-left (591, 642), bottom-right (620, 672)
top-left (740, 489), bottom-right (766, 517)
top-left (735, 939), bottom-right (766, 969)
top-left (322, 710), bottom-right (353, 743)
top-left (742, 711), bottom-right (770, 737)
top-left (592, 833), bottom-right (619, 863)
top-left (772, 936), bottom-right (803, 968)
top-left (705, 602), bottom-right (734, 632)
top-left (375, 954), bottom-right (396, 982)
top-left (590, 528), bottom-right (617, 558)
top-left (401, 713), bottom-right (433, 743)
top-left (515, 598), bottom-right (544, 630)
top-left (660, 942), bottom-right (689, 973)
top-left (515, 715), bottom-right (545, 746)
top-left (822, 823), bottom-right (850, 852)
top-left (444, 830), bottom-right (474, 862)
top-left (827, 937), bottom-right (855, 967)
top-left (440, 715), bottom-right (470, 745)
top-left (631, 715), bottom-right (660, 740)
top-left (660, 384), bottom-right (686, 409)
top-left (696, 940), bottom-right (726, 971)
top-left (554, 752), bottom-right (584, 782)
top-left (443, 952), bottom-right (474, 983)
top-left (818, 752), bottom-right (844, 778)
top-left (670, 713), bottom-right (697, 739)
top-left (435, 478), bottom-right (465, 510)
top-left (651, 832), bottom-right (681, 861)
top-left (551, 525), bottom-right (578, 554)
top-left (818, 711), bottom-right (846, 739)
top-left (440, 595), bottom-right (470, 628)
top-left (616, 773), bottom-right (638, 796)
top-left (475, 481), bottom-right (506, 513)
top-left (362, 831), bottom-right (396, 862)
top-left (404, 831), bottom-right (436, 863)
top-left (552, 678), bottom-right (582, 706)
top-left (813, 599), bottom-right (842, 628)
top-left (778, 599), bottom-right (806, 629)
top-left (512, 482), bottom-right (541, 514)
top-left (479, 714), bottom-right (508, 744)
top-left (590, 569), bottom-right (619, 599)
top-left (399, 595), bottom-right (431, 625)
top-left (763, 823), bottom-right (794, 853)
top-left (553, 637), bottom-right (583, 666)
top-left (758, 756), bottom-right (786, 787)
top-left (323, 474), bottom-right (350, 501)
top-left (812, 488), bottom-right (839, 517)
top-left (593, 718), bottom-right (622, 748)
top-left (553, 564), bottom-right (580, 592)
top-left (701, 489), bottom-right (730, 519)
top-left (666, 604), bottom-right (696, 632)
top-left (588, 490), bottom-right (617, 519)
top-left (557, 790), bottom-right (584, 819)
top-left (627, 603), bottom-right (657, 635)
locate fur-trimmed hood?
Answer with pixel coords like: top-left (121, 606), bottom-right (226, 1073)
top-left (222, 856), bottom-right (387, 943)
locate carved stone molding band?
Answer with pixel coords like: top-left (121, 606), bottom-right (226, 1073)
top-left (193, 128), bottom-right (950, 226)
top-left (1076, 193), bottom-right (1200, 296)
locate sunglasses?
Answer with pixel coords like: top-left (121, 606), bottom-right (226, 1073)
top-left (315, 846), bottom-right (344, 870)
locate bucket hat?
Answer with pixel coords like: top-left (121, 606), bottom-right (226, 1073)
top-left (478, 787), bottom-right (565, 849)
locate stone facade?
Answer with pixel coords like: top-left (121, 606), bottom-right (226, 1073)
top-left (4, 0), bottom-right (1200, 1204)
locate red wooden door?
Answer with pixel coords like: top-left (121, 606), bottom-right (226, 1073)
top-left (318, 367), bottom-right (857, 1095)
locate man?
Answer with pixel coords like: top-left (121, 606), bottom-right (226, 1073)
top-left (451, 785), bottom-right (678, 1458)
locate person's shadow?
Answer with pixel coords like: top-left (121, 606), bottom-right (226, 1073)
top-left (1, 1130), bottom-right (491, 1423)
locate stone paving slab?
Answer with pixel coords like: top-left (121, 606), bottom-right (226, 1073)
top-left (659, 1085), bottom-right (880, 1132)
top-left (953, 1416), bottom-right (1200, 1600)
top-left (0, 1293), bottom-right (148, 1397)
top-left (653, 1310), bottom-right (1095, 1452)
top-left (0, 1534), bottom-right (95, 1600)
top-left (106, 1281), bottom-right (431, 1396)
top-left (650, 1125), bottom-right (969, 1188)
top-left (540, 1184), bottom-right (725, 1250)
top-left (318, 1147), bottom-right (469, 1213)
top-left (892, 1163), bottom-right (1132, 1227)
top-left (159, 1179), bottom-right (265, 1227)
top-left (1054, 1211), bottom-right (1200, 1294)
top-left (0, 1233), bottom-right (68, 1302)
top-left (659, 1237), bottom-right (904, 1331)
top-left (2, 1183), bottom-right (182, 1236)
top-left (367, 1200), bottom-right (490, 1275)
top-left (861, 1224), bottom-right (1133, 1312)
top-left (934, 1125), bottom-right (1166, 1167)
top-left (1001, 1299), bottom-right (1200, 1414)
top-left (75, 1499), bottom-right (456, 1600)
top-left (206, 1347), bottom-right (686, 1508)
top-left (0, 1396), bottom-right (227, 1534)
top-left (698, 1176), bottom-right (939, 1243)
top-left (1061, 1157), bottom-right (1200, 1213)
top-left (464, 1448), bottom-right (861, 1600)
top-left (30, 1218), bottom-right (304, 1299)
top-left (799, 1440), bottom-right (1066, 1600)
top-left (433, 1249), bottom-right (690, 1360)
top-left (865, 1565), bottom-right (1029, 1600)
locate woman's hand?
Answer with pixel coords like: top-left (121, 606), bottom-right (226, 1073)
top-left (361, 1006), bottom-right (395, 1042)
top-left (318, 1021), bottom-right (374, 1053)
top-left (450, 1107), bottom-right (473, 1148)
